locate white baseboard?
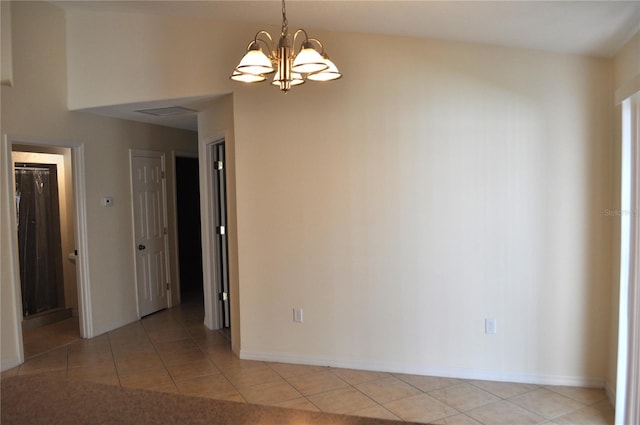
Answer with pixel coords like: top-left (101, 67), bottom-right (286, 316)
top-left (1, 357), bottom-right (22, 372)
top-left (240, 349), bottom-right (606, 389)
top-left (91, 316), bottom-right (139, 339)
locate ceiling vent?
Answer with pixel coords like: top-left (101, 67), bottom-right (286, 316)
top-left (135, 106), bottom-right (196, 116)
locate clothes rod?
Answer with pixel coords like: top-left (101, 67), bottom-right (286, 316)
top-left (15, 166), bottom-right (52, 172)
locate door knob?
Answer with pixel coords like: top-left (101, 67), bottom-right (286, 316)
top-left (138, 244), bottom-right (146, 250)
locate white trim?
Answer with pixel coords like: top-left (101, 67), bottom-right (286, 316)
top-left (625, 91), bottom-right (640, 425)
top-left (128, 153), bottom-right (141, 318)
top-left (199, 134), bottom-right (225, 330)
top-left (616, 91), bottom-right (640, 425)
top-left (170, 150), bottom-right (198, 306)
top-left (2, 135), bottom-right (92, 350)
top-left (92, 317), bottom-right (139, 338)
top-left (71, 145), bottom-right (92, 337)
top-left (239, 349), bottom-right (607, 388)
top-left (2, 135), bottom-right (25, 367)
top-left (1, 358), bottom-right (22, 372)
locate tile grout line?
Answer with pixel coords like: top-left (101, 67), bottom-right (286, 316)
top-left (105, 331), bottom-right (123, 387)
top-left (202, 341), bottom-right (249, 403)
top-left (324, 368), bottom-right (407, 420)
top-left (195, 324), bottom-right (251, 403)
top-left (496, 394), bottom-right (572, 423)
top-left (386, 372), bottom-right (465, 423)
top-left (149, 316), bottom-right (249, 402)
top-left (64, 346), bottom-right (69, 379)
top-left (192, 325), bottom-right (245, 401)
top-left (143, 317), bottom-right (185, 394)
top-left (264, 362), bottom-right (314, 408)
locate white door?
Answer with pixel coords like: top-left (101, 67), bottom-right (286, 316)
top-left (131, 151), bottom-right (169, 316)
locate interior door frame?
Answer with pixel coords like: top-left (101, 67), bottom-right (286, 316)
top-left (211, 142), bottom-right (230, 328)
top-left (129, 149), bottom-right (171, 316)
top-left (200, 137), bottom-right (224, 330)
top-left (2, 135), bottom-right (92, 365)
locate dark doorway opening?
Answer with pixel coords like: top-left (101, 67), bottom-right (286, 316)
top-left (175, 157), bottom-right (204, 304)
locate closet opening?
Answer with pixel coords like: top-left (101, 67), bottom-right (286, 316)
top-left (12, 146), bottom-right (80, 357)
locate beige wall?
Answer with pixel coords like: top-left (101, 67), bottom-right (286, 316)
top-left (231, 34), bottom-right (614, 384)
top-left (2, 1), bottom-right (622, 387)
top-left (64, 9), bottom-right (254, 109)
top-left (1, 1), bottom-right (13, 86)
top-left (0, 1), bottom-right (197, 369)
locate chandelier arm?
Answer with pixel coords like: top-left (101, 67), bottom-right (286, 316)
top-left (292, 28), bottom-right (310, 55)
top-left (306, 38), bottom-right (325, 53)
top-left (252, 30), bottom-right (276, 58)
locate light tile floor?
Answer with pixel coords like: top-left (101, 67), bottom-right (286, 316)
top-left (2, 301), bottom-right (614, 425)
top-left (21, 316), bottom-right (81, 358)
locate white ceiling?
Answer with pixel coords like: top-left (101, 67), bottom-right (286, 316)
top-left (52, 0), bottom-right (640, 131)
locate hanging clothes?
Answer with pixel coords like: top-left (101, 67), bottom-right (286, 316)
top-left (15, 164), bottom-right (64, 316)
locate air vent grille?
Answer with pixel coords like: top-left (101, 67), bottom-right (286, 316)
top-left (135, 106), bottom-right (196, 116)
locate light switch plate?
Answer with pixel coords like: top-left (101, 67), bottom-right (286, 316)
top-left (485, 318), bottom-right (497, 334)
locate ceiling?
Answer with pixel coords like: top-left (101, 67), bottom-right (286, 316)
top-left (52, 1), bottom-right (640, 131)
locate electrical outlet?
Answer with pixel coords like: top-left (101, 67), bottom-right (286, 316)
top-left (293, 308), bottom-right (303, 323)
top-left (485, 318), bottom-right (497, 334)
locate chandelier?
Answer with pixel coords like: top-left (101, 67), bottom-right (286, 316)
top-left (230, 0), bottom-right (342, 92)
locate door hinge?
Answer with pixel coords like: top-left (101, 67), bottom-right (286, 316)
top-left (161, 171), bottom-right (165, 179)
top-left (216, 225), bottom-right (226, 235)
top-left (166, 283), bottom-right (170, 290)
top-left (219, 292), bottom-right (228, 301)
top-left (164, 227), bottom-right (168, 235)
top-left (215, 160), bottom-right (224, 171)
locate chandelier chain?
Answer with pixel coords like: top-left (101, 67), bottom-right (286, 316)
top-left (281, 0), bottom-right (288, 35)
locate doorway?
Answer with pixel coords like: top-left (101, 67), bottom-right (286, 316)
top-left (11, 146), bottom-right (80, 357)
top-left (175, 156), bottom-right (204, 304)
top-left (200, 139), bottom-right (231, 331)
top-left (212, 142), bottom-right (230, 329)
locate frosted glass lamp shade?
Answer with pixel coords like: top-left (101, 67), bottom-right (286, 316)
top-left (230, 70), bottom-right (266, 83)
top-left (236, 46), bottom-right (274, 75)
top-left (307, 56), bottom-right (342, 81)
top-left (291, 44), bottom-right (328, 74)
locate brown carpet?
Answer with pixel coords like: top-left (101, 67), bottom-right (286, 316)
top-left (1, 375), bottom-right (423, 425)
